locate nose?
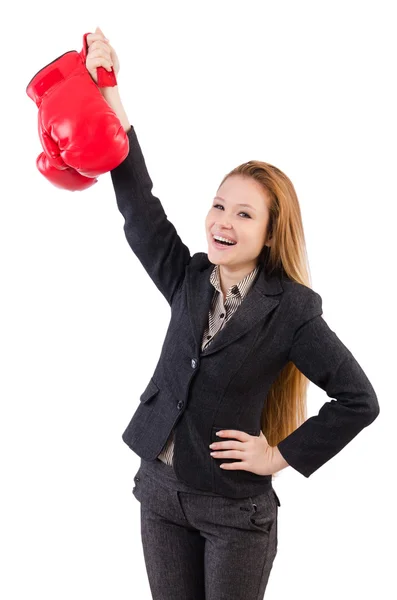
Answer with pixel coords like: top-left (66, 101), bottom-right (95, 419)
top-left (218, 225), bottom-right (233, 236)
top-left (217, 218), bottom-right (232, 229)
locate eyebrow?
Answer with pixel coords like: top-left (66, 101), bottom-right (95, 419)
top-left (213, 196), bottom-right (257, 211)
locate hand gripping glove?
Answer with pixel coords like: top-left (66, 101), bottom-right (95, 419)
top-left (26, 33), bottom-right (128, 191)
top-left (80, 32), bottom-right (118, 89)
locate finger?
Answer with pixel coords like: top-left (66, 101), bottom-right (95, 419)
top-left (91, 57), bottom-right (113, 72)
top-left (216, 429), bottom-right (250, 441)
top-left (86, 33), bottom-right (110, 48)
top-left (212, 441), bottom-right (243, 450)
top-left (210, 450), bottom-right (243, 458)
top-left (95, 26), bottom-right (108, 40)
top-left (90, 40), bottom-right (111, 54)
top-left (88, 46), bottom-right (112, 62)
top-left (219, 461), bottom-right (245, 469)
top-left (87, 33), bottom-right (102, 45)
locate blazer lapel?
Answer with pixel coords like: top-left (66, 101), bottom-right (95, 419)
top-left (186, 259), bottom-right (284, 357)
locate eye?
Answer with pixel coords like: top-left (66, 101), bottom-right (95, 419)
top-left (212, 204), bottom-right (251, 218)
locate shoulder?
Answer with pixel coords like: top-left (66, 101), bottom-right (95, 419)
top-left (280, 277), bottom-right (323, 325)
top-left (188, 252), bottom-right (213, 271)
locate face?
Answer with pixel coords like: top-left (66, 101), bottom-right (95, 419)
top-left (205, 175), bottom-right (272, 274)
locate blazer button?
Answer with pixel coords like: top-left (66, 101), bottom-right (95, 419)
top-left (191, 358), bottom-right (198, 368)
top-left (177, 400), bottom-right (184, 410)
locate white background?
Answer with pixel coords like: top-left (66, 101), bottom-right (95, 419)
top-left (2, 1), bottom-right (395, 598)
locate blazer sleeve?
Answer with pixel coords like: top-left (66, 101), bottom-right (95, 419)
top-left (109, 125), bottom-right (191, 306)
top-left (277, 290), bottom-right (380, 478)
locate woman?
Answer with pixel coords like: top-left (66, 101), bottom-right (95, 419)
top-left (85, 28), bottom-right (379, 600)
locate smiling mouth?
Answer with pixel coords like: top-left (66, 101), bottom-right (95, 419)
top-left (211, 235), bottom-right (237, 249)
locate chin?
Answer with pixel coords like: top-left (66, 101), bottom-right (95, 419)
top-left (207, 252), bottom-right (234, 267)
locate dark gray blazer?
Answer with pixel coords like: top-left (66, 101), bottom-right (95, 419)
top-left (110, 125), bottom-right (380, 499)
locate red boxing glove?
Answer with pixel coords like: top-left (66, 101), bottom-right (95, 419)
top-left (35, 152), bottom-right (98, 191)
top-left (26, 36), bottom-right (129, 189)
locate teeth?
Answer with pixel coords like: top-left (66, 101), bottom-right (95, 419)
top-left (213, 235), bottom-right (236, 245)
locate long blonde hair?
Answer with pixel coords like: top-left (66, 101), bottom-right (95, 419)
top-left (218, 162), bottom-right (313, 478)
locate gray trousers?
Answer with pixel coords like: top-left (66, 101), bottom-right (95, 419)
top-left (132, 457), bottom-right (280, 600)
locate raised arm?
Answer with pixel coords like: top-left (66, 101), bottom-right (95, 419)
top-left (277, 290), bottom-right (380, 478)
top-left (102, 88), bottom-right (191, 306)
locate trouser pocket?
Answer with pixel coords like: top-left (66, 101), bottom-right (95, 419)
top-left (272, 489), bottom-right (281, 507)
top-left (247, 487), bottom-right (277, 533)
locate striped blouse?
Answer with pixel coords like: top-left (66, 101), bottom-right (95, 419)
top-left (157, 262), bottom-right (261, 466)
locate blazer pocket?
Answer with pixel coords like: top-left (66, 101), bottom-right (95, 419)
top-left (140, 378), bottom-right (160, 404)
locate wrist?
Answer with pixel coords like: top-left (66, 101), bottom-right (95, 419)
top-left (99, 85), bottom-right (131, 133)
top-left (271, 445), bottom-right (290, 473)
top-left (99, 83), bottom-right (119, 96)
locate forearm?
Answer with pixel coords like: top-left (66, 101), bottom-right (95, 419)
top-left (100, 85), bottom-right (131, 133)
top-left (109, 125), bottom-right (191, 305)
